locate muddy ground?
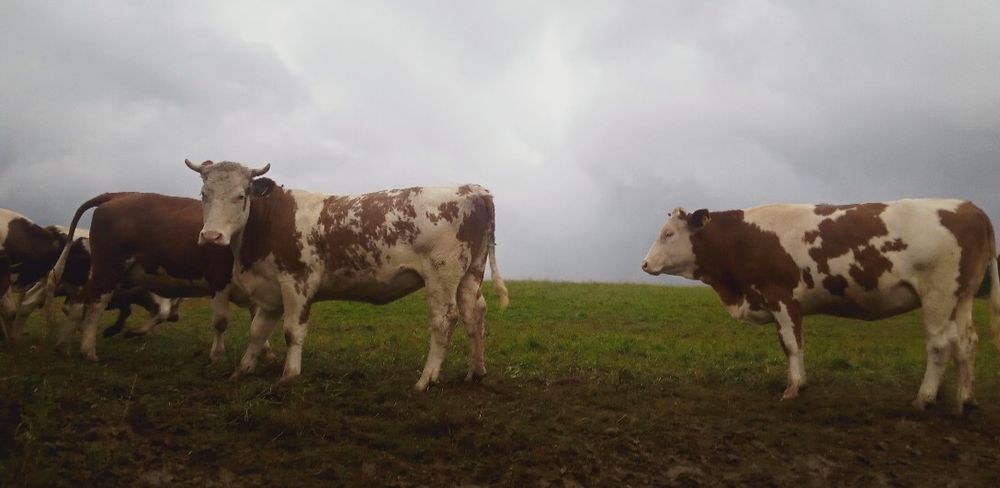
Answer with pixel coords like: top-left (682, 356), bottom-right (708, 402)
top-left (2, 284), bottom-right (999, 486)
top-left (3, 360), bottom-right (998, 487)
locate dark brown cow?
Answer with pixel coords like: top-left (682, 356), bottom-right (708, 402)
top-left (50, 193), bottom-right (258, 361)
top-left (643, 199), bottom-right (1000, 411)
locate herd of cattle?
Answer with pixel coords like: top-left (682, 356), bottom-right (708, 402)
top-left (2, 159), bottom-right (999, 411)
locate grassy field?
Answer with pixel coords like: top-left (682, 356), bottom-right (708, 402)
top-left (1, 281), bottom-right (999, 486)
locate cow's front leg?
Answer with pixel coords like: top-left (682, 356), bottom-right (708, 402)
top-left (231, 307), bottom-right (281, 380)
top-left (208, 289), bottom-right (231, 363)
top-left (278, 282), bottom-right (314, 382)
top-left (773, 300), bottom-right (806, 400)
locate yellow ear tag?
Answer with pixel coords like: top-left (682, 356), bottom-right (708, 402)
top-left (702, 215), bottom-right (712, 226)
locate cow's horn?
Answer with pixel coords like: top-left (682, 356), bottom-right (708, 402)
top-left (185, 159), bottom-right (213, 173)
top-left (250, 163), bottom-right (271, 178)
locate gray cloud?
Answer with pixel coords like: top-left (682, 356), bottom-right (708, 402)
top-left (1, 1), bottom-right (998, 284)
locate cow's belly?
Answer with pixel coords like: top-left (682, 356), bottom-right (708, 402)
top-left (123, 262), bottom-right (213, 298)
top-left (725, 299), bottom-right (774, 324)
top-left (804, 283), bottom-right (921, 320)
top-left (234, 263), bottom-right (284, 310)
top-left (317, 267), bottom-right (425, 305)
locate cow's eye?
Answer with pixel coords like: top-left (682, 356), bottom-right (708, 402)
top-left (234, 194), bottom-right (245, 202)
top-left (663, 231), bottom-right (675, 238)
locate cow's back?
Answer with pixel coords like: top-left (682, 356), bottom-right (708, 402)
top-left (89, 193), bottom-right (231, 284)
top-left (739, 199), bottom-right (994, 318)
top-left (240, 184), bottom-right (496, 304)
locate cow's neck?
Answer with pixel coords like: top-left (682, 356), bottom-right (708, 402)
top-left (238, 187), bottom-right (306, 274)
top-left (690, 214), bottom-right (745, 308)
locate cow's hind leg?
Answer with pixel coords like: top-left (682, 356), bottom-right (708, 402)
top-left (914, 291), bottom-right (960, 410)
top-left (774, 300), bottom-right (806, 400)
top-left (79, 292), bottom-right (113, 361)
top-left (953, 296), bottom-right (978, 412)
top-left (457, 273), bottom-right (487, 382)
top-left (415, 271), bottom-right (462, 391)
top-left (231, 307), bottom-right (281, 380)
top-left (122, 293), bottom-right (175, 338)
top-left (103, 304), bottom-right (131, 338)
top-left (55, 302), bottom-right (85, 354)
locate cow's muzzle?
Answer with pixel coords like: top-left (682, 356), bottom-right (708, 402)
top-left (199, 230), bottom-right (227, 246)
top-left (641, 260), bottom-right (661, 276)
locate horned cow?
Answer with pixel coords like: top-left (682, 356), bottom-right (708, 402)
top-left (642, 199), bottom-right (1000, 411)
top-left (186, 159), bottom-right (509, 390)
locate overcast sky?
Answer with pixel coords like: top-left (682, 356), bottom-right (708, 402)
top-left (2, 1), bottom-right (998, 284)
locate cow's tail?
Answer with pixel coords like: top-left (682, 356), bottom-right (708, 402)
top-left (990, 254), bottom-right (999, 357)
top-left (44, 193), bottom-right (117, 325)
top-left (488, 241), bottom-right (509, 311)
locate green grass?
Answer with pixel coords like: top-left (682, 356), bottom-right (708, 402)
top-left (1, 282), bottom-right (999, 486)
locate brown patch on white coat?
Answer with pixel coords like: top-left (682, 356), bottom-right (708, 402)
top-left (643, 199), bottom-right (999, 412)
top-left (187, 160), bottom-right (509, 390)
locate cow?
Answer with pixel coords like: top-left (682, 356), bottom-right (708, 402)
top-left (185, 159), bottom-right (509, 390)
top-left (0, 209), bottom-right (178, 344)
top-left (49, 228), bottom-right (182, 339)
top-left (49, 192), bottom-right (267, 362)
top-left (3, 272), bottom-right (180, 343)
top-left (1, 208), bottom-right (88, 344)
top-left (641, 200), bottom-right (1000, 411)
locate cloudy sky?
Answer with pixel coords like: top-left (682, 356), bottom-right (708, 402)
top-left (2, 1), bottom-right (998, 284)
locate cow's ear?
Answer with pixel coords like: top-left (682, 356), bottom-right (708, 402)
top-left (249, 177), bottom-right (276, 198)
top-left (687, 208), bottom-right (711, 231)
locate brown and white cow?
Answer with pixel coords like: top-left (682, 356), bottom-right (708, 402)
top-left (185, 159), bottom-right (509, 390)
top-left (642, 199), bottom-right (1000, 411)
top-left (1, 208), bottom-right (88, 343)
top-left (50, 228), bottom-right (182, 339)
top-left (50, 192), bottom-right (263, 361)
top-left (1, 210), bottom-right (178, 344)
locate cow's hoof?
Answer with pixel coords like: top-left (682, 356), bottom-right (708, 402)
top-left (123, 330), bottom-right (146, 339)
top-left (277, 373), bottom-right (300, 385)
top-left (414, 379), bottom-right (431, 392)
top-left (912, 397), bottom-right (932, 411)
top-left (780, 386), bottom-right (800, 400)
top-left (959, 399), bottom-right (979, 416)
top-left (102, 327), bottom-right (122, 338)
top-left (465, 371), bottom-right (486, 383)
top-left (229, 371), bottom-right (243, 382)
top-left (81, 351), bottom-right (99, 362)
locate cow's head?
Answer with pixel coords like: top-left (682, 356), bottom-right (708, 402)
top-left (641, 207), bottom-right (710, 279)
top-left (185, 159), bottom-right (274, 246)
